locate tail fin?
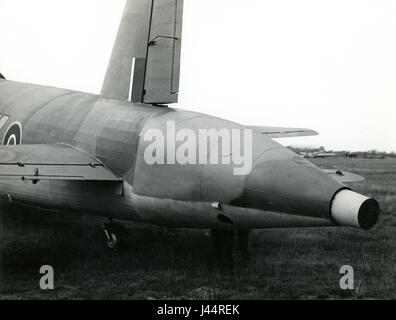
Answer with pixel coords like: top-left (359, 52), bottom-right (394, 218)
top-left (101, 0), bottom-right (184, 105)
top-left (0, 73), bottom-right (5, 79)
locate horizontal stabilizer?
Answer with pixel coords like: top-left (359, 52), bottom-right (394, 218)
top-left (323, 169), bottom-right (365, 183)
top-left (248, 126), bottom-right (319, 138)
top-left (0, 144), bottom-right (122, 182)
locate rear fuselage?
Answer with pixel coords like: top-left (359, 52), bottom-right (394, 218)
top-left (0, 79), bottom-right (374, 230)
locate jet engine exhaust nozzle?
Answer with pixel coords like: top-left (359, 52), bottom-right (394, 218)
top-left (331, 189), bottom-right (380, 230)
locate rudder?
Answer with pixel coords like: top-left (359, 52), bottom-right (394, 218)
top-left (101, 0), bottom-right (184, 105)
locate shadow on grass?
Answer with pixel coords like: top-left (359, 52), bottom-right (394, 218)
top-left (1, 191), bottom-right (394, 299)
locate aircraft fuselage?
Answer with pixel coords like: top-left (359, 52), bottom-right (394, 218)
top-left (0, 79), bottom-right (378, 231)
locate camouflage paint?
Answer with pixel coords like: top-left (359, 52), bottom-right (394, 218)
top-left (0, 79), bottom-right (347, 229)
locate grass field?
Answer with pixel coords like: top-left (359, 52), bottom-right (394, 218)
top-left (1, 158), bottom-right (395, 300)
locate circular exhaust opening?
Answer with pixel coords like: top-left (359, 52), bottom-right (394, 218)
top-left (358, 199), bottom-right (380, 230)
top-left (331, 189), bottom-right (381, 230)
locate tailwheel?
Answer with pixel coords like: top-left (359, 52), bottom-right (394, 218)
top-left (103, 219), bottom-right (121, 251)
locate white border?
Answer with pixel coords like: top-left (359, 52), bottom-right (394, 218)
top-left (3, 121), bottom-right (23, 145)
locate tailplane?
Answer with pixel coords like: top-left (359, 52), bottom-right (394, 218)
top-left (101, 0), bottom-right (184, 105)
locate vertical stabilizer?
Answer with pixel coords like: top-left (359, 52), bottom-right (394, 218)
top-left (101, 0), bottom-right (184, 105)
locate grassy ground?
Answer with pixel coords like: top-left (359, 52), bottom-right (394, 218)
top-left (0, 158), bottom-right (395, 300)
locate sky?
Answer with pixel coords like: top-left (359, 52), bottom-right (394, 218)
top-left (0, 0), bottom-right (395, 152)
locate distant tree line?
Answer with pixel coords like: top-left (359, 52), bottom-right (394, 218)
top-left (288, 146), bottom-right (396, 159)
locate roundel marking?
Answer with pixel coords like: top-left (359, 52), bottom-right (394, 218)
top-left (3, 122), bottom-right (22, 146)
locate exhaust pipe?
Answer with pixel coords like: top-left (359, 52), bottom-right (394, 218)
top-left (331, 189), bottom-right (380, 230)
